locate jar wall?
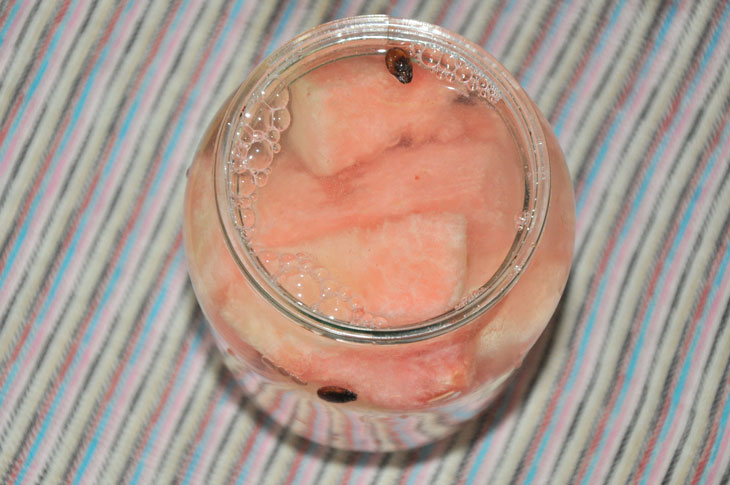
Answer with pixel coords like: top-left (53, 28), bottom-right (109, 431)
top-left (182, 18), bottom-right (575, 451)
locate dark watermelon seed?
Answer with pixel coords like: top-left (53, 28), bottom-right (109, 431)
top-left (385, 47), bottom-right (413, 84)
top-left (317, 386), bottom-right (358, 403)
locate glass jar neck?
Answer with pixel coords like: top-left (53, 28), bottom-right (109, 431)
top-left (213, 15), bottom-right (551, 344)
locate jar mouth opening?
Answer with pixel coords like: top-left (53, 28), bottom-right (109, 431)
top-left (214, 15), bottom-right (551, 344)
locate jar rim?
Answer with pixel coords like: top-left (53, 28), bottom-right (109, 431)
top-left (213, 15), bottom-right (551, 344)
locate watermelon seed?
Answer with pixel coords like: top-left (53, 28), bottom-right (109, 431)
top-left (385, 47), bottom-right (413, 84)
top-left (317, 386), bottom-right (358, 403)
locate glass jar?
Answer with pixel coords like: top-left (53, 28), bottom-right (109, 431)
top-left (183, 15), bottom-right (575, 452)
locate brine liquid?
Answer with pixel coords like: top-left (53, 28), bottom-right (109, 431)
top-left (226, 47), bottom-right (525, 328)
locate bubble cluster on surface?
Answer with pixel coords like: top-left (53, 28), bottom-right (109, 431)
top-left (408, 44), bottom-right (502, 104)
top-left (229, 87), bottom-right (291, 235)
top-left (257, 250), bottom-right (389, 327)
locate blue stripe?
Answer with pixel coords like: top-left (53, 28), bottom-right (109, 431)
top-left (291, 405), bottom-right (322, 485)
top-left (262, 0), bottom-right (296, 58)
top-left (483, 0), bottom-right (518, 53)
top-left (181, 380), bottom-right (236, 485)
top-left (344, 451), bottom-right (372, 485)
top-left (0, 1), bottom-right (78, 167)
top-left (464, 379), bottom-right (519, 484)
top-left (519, 0), bottom-right (572, 88)
top-left (73, 251), bottom-right (184, 483)
top-left (553, 0), bottom-right (624, 136)
top-left (129, 322), bottom-right (206, 485)
top-left (0, 0), bottom-right (134, 424)
top-left (523, 2), bottom-right (681, 482)
top-left (333, 0), bottom-right (351, 20)
top-left (235, 398), bottom-right (292, 484)
top-left (405, 443), bottom-right (436, 485)
top-left (0, 0), bottom-right (22, 46)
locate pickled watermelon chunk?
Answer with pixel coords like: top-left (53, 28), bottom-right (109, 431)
top-left (275, 212), bottom-right (467, 325)
top-left (287, 55), bottom-right (461, 176)
top-left (271, 335), bottom-right (476, 410)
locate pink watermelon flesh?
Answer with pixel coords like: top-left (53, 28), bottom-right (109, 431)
top-left (252, 140), bottom-right (514, 247)
top-left (288, 55), bottom-right (464, 176)
top-left (273, 212), bottom-right (468, 325)
top-left (251, 138), bottom-right (522, 296)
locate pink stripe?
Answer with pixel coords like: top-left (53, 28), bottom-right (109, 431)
top-left (180, 385), bottom-right (226, 482)
top-left (0, 1), bottom-right (32, 75)
top-left (559, 5), bottom-right (634, 149)
top-left (684, 267), bottom-right (730, 485)
top-left (450, 1), bottom-right (472, 30)
top-left (487, 1), bottom-right (533, 59)
top-left (0, 1), bottom-right (167, 438)
top-left (273, 2), bottom-right (311, 54)
top-left (354, 452), bottom-right (384, 485)
top-left (192, 386), bottom-right (243, 482)
top-left (136, 0), bottom-right (255, 237)
top-left (523, 2), bottom-right (585, 94)
top-left (288, 409), bottom-right (326, 485)
top-left (411, 437), bottom-right (452, 484)
top-left (131, 330), bottom-right (216, 484)
top-left (244, 395), bottom-right (300, 482)
top-left (650, 203), bottom-right (730, 481)
top-left (124, 328), bottom-right (211, 484)
top-left (706, 369), bottom-right (730, 484)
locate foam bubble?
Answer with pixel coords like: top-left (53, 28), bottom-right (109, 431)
top-left (278, 272), bottom-right (321, 305)
top-left (266, 87), bottom-right (289, 109)
top-left (239, 208), bottom-right (256, 229)
top-left (259, 250), bottom-right (280, 275)
top-left (235, 196), bottom-right (252, 209)
top-left (235, 172), bottom-right (256, 197)
top-left (254, 170), bottom-right (270, 187)
top-left (317, 297), bottom-right (353, 321)
top-left (253, 249), bottom-right (389, 326)
top-left (439, 53), bottom-right (457, 71)
top-left (322, 279), bottom-right (338, 297)
top-left (246, 141), bottom-right (273, 171)
top-left (272, 108), bottom-right (291, 131)
top-left (247, 103), bottom-right (272, 132)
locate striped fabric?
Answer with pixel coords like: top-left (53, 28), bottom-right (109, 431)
top-left (1, 0), bottom-right (728, 483)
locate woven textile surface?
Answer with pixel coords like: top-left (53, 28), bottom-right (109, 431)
top-left (1, 0), bottom-right (729, 483)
